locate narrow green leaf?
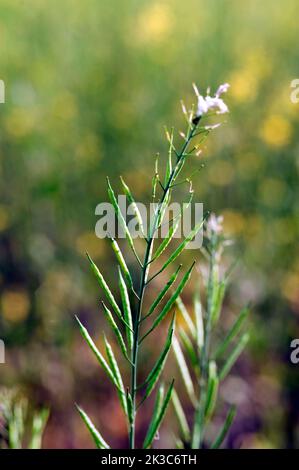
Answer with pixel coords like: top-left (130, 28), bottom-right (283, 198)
top-left (175, 438), bottom-right (184, 449)
top-left (208, 261), bottom-right (219, 322)
top-left (156, 190), bottom-right (171, 231)
top-left (109, 237), bottom-right (133, 291)
top-left (194, 292), bottom-right (204, 350)
top-left (107, 177), bottom-right (141, 264)
top-left (126, 390), bottom-right (134, 425)
top-left (204, 361), bottom-right (219, 420)
top-left (76, 405), bottom-right (110, 449)
top-left (164, 126), bottom-right (173, 186)
top-left (29, 408), bottom-right (49, 449)
top-left (142, 265), bottom-right (182, 323)
top-left (142, 316), bottom-right (175, 400)
top-left (104, 336), bottom-right (128, 416)
top-left (9, 400), bottom-right (26, 448)
top-left (151, 153), bottom-right (159, 201)
top-left (153, 193), bottom-right (193, 261)
top-left (118, 269), bottom-right (134, 350)
top-left (214, 307), bottom-right (249, 360)
top-left (75, 316), bottom-right (121, 391)
top-left (143, 381), bottom-right (174, 449)
top-left (171, 388), bottom-right (190, 443)
top-left (153, 221), bottom-right (178, 261)
top-left (172, 335), bottom-right (196, 406)
top-left (144, 239), bottom-right (154, 281)
top-left (102, 302), bottom-right (128, 361)
top-left (86, 253), bottom-right (124, 324)
top-left (176, 296), bottom-right (195, 338)
top-left (219, 332), bottom-right (249, 381)
top-left (142, 263), bottom-right (195, 341)
top-left (178, 327), bottom-right (197, 368)
top-left (120, 176), bottom-right (145, 238)
top-left (143, 384), bottom-right (164, 449)
top-left (211, 280), bottom-right (226, 326)
top-left (211, 406), bottom-right (236, 449)
top-left (159, 219), bottom-right (204, 276)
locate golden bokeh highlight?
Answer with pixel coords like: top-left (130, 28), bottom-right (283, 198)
top-left (4, 107), bottom-right (37, 138)
top-left (260, 115), bottom-right (292, 148)
top-left (50, 92), bottom-right (78, 122)
top-left (222, 210), bottom-right (245, 236)
top-left (229, 70), bottom-right (258, 103)
top-left (1, 289), bottom-right (30, 323)
top-left (136, 2), bottom-right (174, 45)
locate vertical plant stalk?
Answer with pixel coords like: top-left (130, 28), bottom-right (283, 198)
top-left (78, 83), bottom-right (233, 449)
top-left (172, 215), bottom-right (249, 449)
top-left (129, 122), bottom-right (199, 449)
top-left (191, 233), bottom-right (216, 448)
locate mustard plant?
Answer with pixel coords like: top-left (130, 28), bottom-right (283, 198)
top-left (76, 83), bottom-right (231, 449)
top-left (172, 214), bottom-right (249, 449)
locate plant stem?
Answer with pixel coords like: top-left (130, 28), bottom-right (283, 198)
top-left (129, 239), bottom-right (152, 449)
top-left (129, 123), bottom-right (198, 449)
top-left (191, 233), bottom-right (216, 449)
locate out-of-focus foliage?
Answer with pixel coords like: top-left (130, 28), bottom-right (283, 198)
top-left (0, 388), bottom-right (49, 448)
top-left (172, 214), bottom-right (250, 449)
top-left (0, 0), bottom-right (299, 448)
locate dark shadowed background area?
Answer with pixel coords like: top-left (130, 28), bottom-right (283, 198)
top-left (0, 0), bottom-right (299, 448)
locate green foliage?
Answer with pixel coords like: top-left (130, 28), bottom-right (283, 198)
top-left (102, 301), bottom-right (129, 362)
top-left (143, 381), bottom-right (174, 449)
top-left (211, 406), bottom-right (237, 449)
top-left (76, 85), bottom-right (220, 448)
top-left (219, 332), bottom-right (250, 381)
top-left (141, 265), bottom-right (182, 323)
top-left (141, 263), bottom-right (196, 342)
top-left (104, 336), bottom-right (128, 415)
top-left (86, 253), bottom-right (123, 324)
top-left (76, 405), bottom-right (110, 449)
top-left (75, 315), bottom-right (123, 392)
top-left (171, 389), bottom-right (190, 443)
top-left (141, 316), bottom-right (175, 402)
top-left (0, 389), bottom-right (48, 449)
top-left (173, 335), bottom-right (196, 407)
top-left (172, 216), bottom-right (249, 449)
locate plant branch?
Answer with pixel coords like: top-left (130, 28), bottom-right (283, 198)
top-left (128, 120), bottom-right (199, 449)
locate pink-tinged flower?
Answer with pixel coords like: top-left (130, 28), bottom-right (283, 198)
top-left (192, 83), bottom-right (208, 115)
top-left (206, 213), bottom-right (223, 235)
top-left (197, 94), bottom-right (209, 115)
top-left (193, 82), bottom-right (230, 118)
top-left (205, 95), bottom-right (228, 114)
top-left (215, 83), bottom-right (230, 97)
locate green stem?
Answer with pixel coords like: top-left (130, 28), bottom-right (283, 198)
top-left (191, 233), bottom-right (216, 449)
top-left (129, 123), bottom-right (198, 449)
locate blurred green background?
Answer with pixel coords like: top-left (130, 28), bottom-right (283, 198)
top-left (0, 0), bottom-right (299, 448)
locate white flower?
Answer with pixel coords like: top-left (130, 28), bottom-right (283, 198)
top-left (193, 82), bottom-right (230, 118)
